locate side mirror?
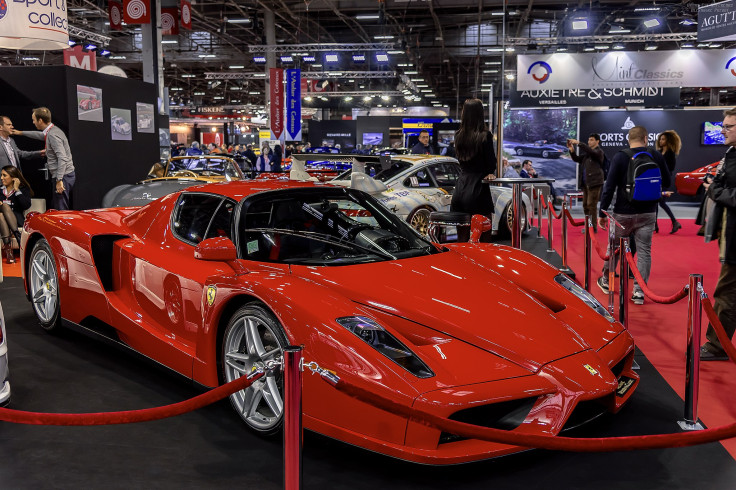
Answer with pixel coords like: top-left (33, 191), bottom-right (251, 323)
top-left (469, 214), bottom-right (492, 243)
top-left (194, 237), bottom-right (238, 261)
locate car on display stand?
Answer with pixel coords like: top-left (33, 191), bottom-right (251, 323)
top-left (512, 140), bottom-right (564, 159)
top-left (20, 179), bottom-right (639, 464)
top-left (0, 298), bottom-right (9, 407)
top-left (675, 161), bottom-right (718, 197)
top-left (101, 155), bottom-right (246, 207)
top-left (290, 153), bottom-right (533, 237)
top-left (111, 115), bottom-right (132, 135)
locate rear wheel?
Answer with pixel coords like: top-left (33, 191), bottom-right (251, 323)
top-left (502, 203), bottom-right (527, 237)
top-left (515, 148), bottom-right (524, 156)
top-left (222, 303), bottom-right (288, 436)
top-left (408, 207), bottom-right (433, 236)
top-left (541, 150), bottom-right (550, 158)
top-left (28, 239), bottom-right (61, 332)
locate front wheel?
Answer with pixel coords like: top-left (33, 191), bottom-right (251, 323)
top-left (222, 303), bottom-right (288, 436)
top-left (28, 239), bottom-right (61, 332)
top-left (408, 207), bottom-right (433, 236)
top-left (515, 148), bottom-right (524, 156)
top-left (541, 150), bottom-right (550, 158)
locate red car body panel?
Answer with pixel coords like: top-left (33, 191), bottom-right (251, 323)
top-left (21, 179), bottom-right (638, 464)
top-left (675, 161), bottom-right (718, 196)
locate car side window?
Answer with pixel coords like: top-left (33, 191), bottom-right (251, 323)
top-left (403, 168), bottom-right (435, 188)
top-left (172, 194), bottom-right (229, 244)
top-left (205, 200), bottom-right (235, 240)
top-left (430, 163), bottom-right (459, 190)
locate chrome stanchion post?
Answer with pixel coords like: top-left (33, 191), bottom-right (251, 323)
top-left (584, 217), bottom-right (592, 291)
top-left (607, 217), bottom-right (616, 314)
top-left (546, 196), bottom-right (554, 253)
top-left (618, 237), bottom-right (629, 329)
top-left (679, 275), bottom-right (705, 431)
top-left (511, 182), bottom-right (522, 249)
top-left (559, 201), bottom-right (574, 276)
top-left (283, 346), bottom-right (304, 490)
top-left (536, 189), bottom-right (543, 238)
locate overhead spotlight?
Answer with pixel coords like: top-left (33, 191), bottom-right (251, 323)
top-left (680, 19), bottom-right (697, 26)
top-left (280, 55), bottom-right (294, 63)
top-left (612, 43), bottom-right (625, 50)
top-left (68, 40), bottom-right (76, 46)
top-left (325, 53), bottom-right (339, 63)
top-left (709, 42), bottom-right (723, 48)
top-left (100, 49), bottom-right (111, 56)
top-left (363, 96), bottom-right (373, 101)
top-left (304, 96), bottom-right (313, 101)
top-left (381, 95), bottom-right (389, 100)
top-left (644, 43), bottom-right (658, 50)
top-left (572, 19), bottom-right (588, 30)
top-left (609, 25), bottom-right (631, 34)
top-left (352, 53), bottom-right (366, 63)
top-left (344, 96), bottom-right (354, 101)
top-left (355, 14), bottom-right (380, 20)
top-left (253, 55), bottom-right (267, 63)
top-left (643, 18), bottom-right (660, 28)
top-left (302, 55), bottom-right (316, 63)
top-left (84, 43), bottom-right (97, 51)
top-left (681, 42), bottom-right (695, 48)
top-left (375, 53), bottom-right (389, 62)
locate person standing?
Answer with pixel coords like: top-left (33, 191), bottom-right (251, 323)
top-left (700, 108), bottom-right (736, 361)
top-left (0, 116), bottom-right (44, 171)
top-left (186, 141), bottom-right (203, 156)
top-left (568, 134), bottom-right (605, 232)
top-left (450, 99), bottom-right (496, 242)
top-left (596, 125), bottom-right (670, 305)
top-left (13, 107), bottom-right (75, 210)
top-left (0, 165), bottom-right (33, 263)
top-left (271, 144), bottom-right (283, 172)
top-left (257, 142), bottom-right (272, 172)
top-left (411, 130), bottom-right (435, 155)
top-left (243, 144), bottom-right (257, 170)
top-left (655, 130), bottom-right (682, 234)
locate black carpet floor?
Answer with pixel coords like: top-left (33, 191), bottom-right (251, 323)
top-left (1, 251), bottom-right (735, 489)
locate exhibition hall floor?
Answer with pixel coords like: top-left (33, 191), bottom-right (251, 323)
top-left (1, 204), bottom-right (735, 489)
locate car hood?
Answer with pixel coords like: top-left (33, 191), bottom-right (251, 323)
top-left (290, 250), bottom-right (590, 373)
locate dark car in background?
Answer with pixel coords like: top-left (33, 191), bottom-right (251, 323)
top-left (513, 140), bottom-right (563, 159)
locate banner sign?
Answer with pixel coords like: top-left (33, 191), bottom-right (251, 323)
top-left (698, 0), bottom-right (736, 42)
top-left (180, 0), bottom-right (191, 30)
top-left (517, 50), bottom-right (736, 90)
top-left (509, 85), bottom-right (681, 107)
top-left (285, 69), bottom-right (302, 141)
top-left (0, 0), bottom-right (69, 50)
top-left (108, 1), bottom-right (123, 31)
top-left (64, 45), bottom-right (97, 71)
top-left (161, 7), bottom-right (179, 35)
top-left (270, 68), bottom-right (284, 140)
top-left (123, 0), bottom-right (150, 25)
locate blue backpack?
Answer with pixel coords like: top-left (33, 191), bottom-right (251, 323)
top-left (622, 148), bottom-right (662, 202)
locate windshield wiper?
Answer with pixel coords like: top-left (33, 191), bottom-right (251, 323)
top-left (247, 227), bottom-right (396, 261)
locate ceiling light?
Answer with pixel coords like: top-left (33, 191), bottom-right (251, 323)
top-left (352, 53), bottom-right (366, 63)
top-left (505, 46), bottom-right (515, 52)
top-left (227, 18), bottom-right (251, 24)
top-left (420, 89), bottom-right (432, 93)
top-left (248, 91), bottom-right (260, 95)
top-left (213, 96), bottom-right (224, 100)
top-left (170, 87), bottom-right (183, 91)
top-left (681, 42), bottom-right (695, 48)
top-left (680, 19), bottom-right (697, 26)
top-left (355, 14), bottom-right (380, 20)
top-left (594, 44), bottom-right (610, 50)
top-left (397, 63), bottom-right (411, 67)
top-left (253, 55), bottom-right (266, 63)
top-left (634, 7), bottom-right (659, 11)
top-left (100, 50), bottom-right (111, 56)
top-left (387, 50), bottom-right (403, 55)
top-left (181, 74), bottom-right (196, 78)
top-left (280, 55), bottom-right (294, 63)
top-left (230, 87), bottom-right (241, 91)
top-left (609, 26), bottom-right (631, 34)
top-left (344, 96), bottom-right (354, 101)
top-left (644, 43), bottom-right (658, 50)
top-left (381, 95), bottom-right (390, 100)
top-left (643, 18), bottom-right (660, 28)
top-left (505, 73), bottom-right (515, 81)
top-left (613, 43), bottom-right (625, 50)
top-left (199, 54), bottom-right (216, 58)
top-left (325, 53), bottom-right (339, 63)
top-left (22, 56), bottom-right (40, 61)
top-left (304, 96), bottom-right (313, 101)
top-left (374, 35), bottom-right (394, 40)
top-left (68, 40), bottom-right (76, 46)
top-left (483, 69), bottom-right (498, 73)
top-left (572, 20), bottom-right (588, 30)
top-left (253, 73), bottom-right (266, 77)
top-left (697, 42), bottom-right (710, 48)
top-left (484, 61), bottom-right (501, 65)
top-left (193, 91), bottom-right (205, 96)
top-left (416, 83), bottom-right (429, 87)
top-left (490, 11), bottom-right (505, 16)
top-left (583, 46), bottom-right (595, 52)
top-left (303, 55), bottom-right (316, 63)
top-left (161, 40), bottom-right (178, 44)
top-left (109, 55), bottom-right (126, 60)
top-left (710, 42), bottom-right (723, 48)
top-left (229, 65), bottom-right (244, 69)
top-left (85, 43), bottom-right (97, 50)
top-left (363, 96), bottom-right (373, 101)
top-left (486, 47), bottom-right (504, 52)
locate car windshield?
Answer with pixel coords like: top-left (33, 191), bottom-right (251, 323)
top-left (238, 187), bottom-right (440, 265)
top-left (166, 157), bottom-right (244, 180)
top-left (334, 160), bottom-right (412, 182)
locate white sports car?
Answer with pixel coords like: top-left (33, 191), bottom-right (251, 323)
top-left (292, 154), bottom-right (532, 236)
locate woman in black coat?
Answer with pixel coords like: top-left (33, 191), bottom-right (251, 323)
top-left (1, 165), bottom-right (33, 263)
top-left (656, 130), bottom-right (682, 234)
top-left (450, 98), bottom-right (497, 241)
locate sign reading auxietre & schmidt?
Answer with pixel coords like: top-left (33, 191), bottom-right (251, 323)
top-left (699, 0), bottom-right (736, 42)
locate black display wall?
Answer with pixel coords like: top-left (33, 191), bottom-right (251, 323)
top-left (355, 116), bottom-right (403, 149)
top-left (0, 66), bottom-right (159, 210)
top-left (579, 109), bottom-right (727, 194)
top-left (307, 120), bottom-right (357, 149)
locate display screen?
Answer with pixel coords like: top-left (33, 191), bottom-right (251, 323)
top-left (362, 132), bottom-right (384, 145)
top-left (702, 122), bottom-right (725, 145)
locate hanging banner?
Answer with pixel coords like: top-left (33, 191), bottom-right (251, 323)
top-left (180, 0), bottom-right (192, 30)
top-left (509, 84), bottom-right (681, 107)
top-left (123, 0), bottom-right (150, 25)
top-left (270, 68), bottom-right (284, 140)
top-left (108, 1), bottom-right (123, 31)
top-left (0, 0), bottom-right (69, 50)
top-left (517, 49), bottom-right (736, 90)
top-left (161, 7), bottom-right (179, 35)
top-left (698, 0), bottom-right (736, 42)
top-left (64, 45), bottom-right (97, 72)
top-left (285, 69), bottom-right (302, 141)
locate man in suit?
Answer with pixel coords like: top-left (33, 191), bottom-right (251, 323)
top-left (0, 116), bottom-right (43, 171)
top-left (13, 107), bottom-right (75, 210)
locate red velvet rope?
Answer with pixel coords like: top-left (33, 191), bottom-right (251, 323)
top-left (539, 196), bottom-right (548, 210)
top-left (0, 372), bottom-right (263, 426)
top-left (624, 251), bottom-right (689, 304)
top-left (702, 299), bottom-right (736, 365)
top-left (334, 379), bottom-right (736, 452)
top-left (564, 208), bottom-right (584, 227)
top-left (588, 227), bottom-right (612, 261)
top-left (547, 201), bottom-right (562, 219)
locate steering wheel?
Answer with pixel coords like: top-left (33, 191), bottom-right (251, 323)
top-left (170, 170), bottom-right (198, 178)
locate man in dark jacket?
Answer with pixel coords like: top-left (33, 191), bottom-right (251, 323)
top-left (700, 108), bottom-right (736, 361)
top-left (568, 133), bottom-right (605, 231)
top-left (596, 126), bottom-right (670, 305)
top-left (410, 130), bottom-right (435, 155)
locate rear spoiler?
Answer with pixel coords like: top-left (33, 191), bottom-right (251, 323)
top-left (289, 153), bottom-right (390, 194)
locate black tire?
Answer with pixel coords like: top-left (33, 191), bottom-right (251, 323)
top-left (221, 303), bottom-right (288, 436)
top-left (541, 150), bottom-right (550, 158)
top-left (501, 203), bottom-right (527, 238)
top-left (515, 148), bottom-right (524, 156)
top-left (27, 239), bottom-right (62, 332)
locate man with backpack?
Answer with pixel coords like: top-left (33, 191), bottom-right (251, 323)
top-left (568, 133), bottom-right (606, 232)
top-left (596, 125), bottom-right (670, 305)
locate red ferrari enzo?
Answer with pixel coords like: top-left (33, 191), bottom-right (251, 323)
top-left (20, 180), bottom-right (638, 464)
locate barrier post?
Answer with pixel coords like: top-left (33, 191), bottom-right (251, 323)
top-left (678, 275), bottom-right (705, 431)
top-left (546, 196), bottom-right (555, 253)
top-left (283, 346), bottom-right (304, 490)
top-left (584, 217), bottom-right (592, 291)
top-left (618, 237), bottom-right (629, 329)
top-left (559, 201), bottom-right (574, 276)
top-left (511, 182), bottom-right (523, 249)
top-left (536, 189), bottom-right (543, 238)
top-left (607, 218), bottom-right (616, 313)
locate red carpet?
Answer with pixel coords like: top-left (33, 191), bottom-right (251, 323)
top-left (546, 216), bottom-right (736, 458)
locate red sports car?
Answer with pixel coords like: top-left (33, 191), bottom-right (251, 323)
top-left (79, 98), bottom-right (101, 111)
top-left (675, 161), bottom-right (718, 197)
top-left (20, 180), bottom-right (638, 464)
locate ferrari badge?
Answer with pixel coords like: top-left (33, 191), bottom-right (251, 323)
top-left (583, 364), bottom-right (598, 375)
top-left (206, 286), bottom-right (217, 306)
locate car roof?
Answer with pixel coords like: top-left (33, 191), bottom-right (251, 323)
top-left (182, 178), bottom-right (326, 201)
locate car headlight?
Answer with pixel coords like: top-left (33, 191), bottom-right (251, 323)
top-left (554, 274), bottom-right (615, 323)
top-left (336, 316), bottom-right (434, 378)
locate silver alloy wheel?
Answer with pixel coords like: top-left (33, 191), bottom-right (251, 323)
top-left (29, 246), bottom-right (59, 326)
top-left (409, 207), bottom-right (432, 235)
top-left (223, 310), bottom-right (285, 433)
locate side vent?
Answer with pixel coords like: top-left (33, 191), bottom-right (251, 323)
top-left (91, 235), bottom-right (129, 291)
